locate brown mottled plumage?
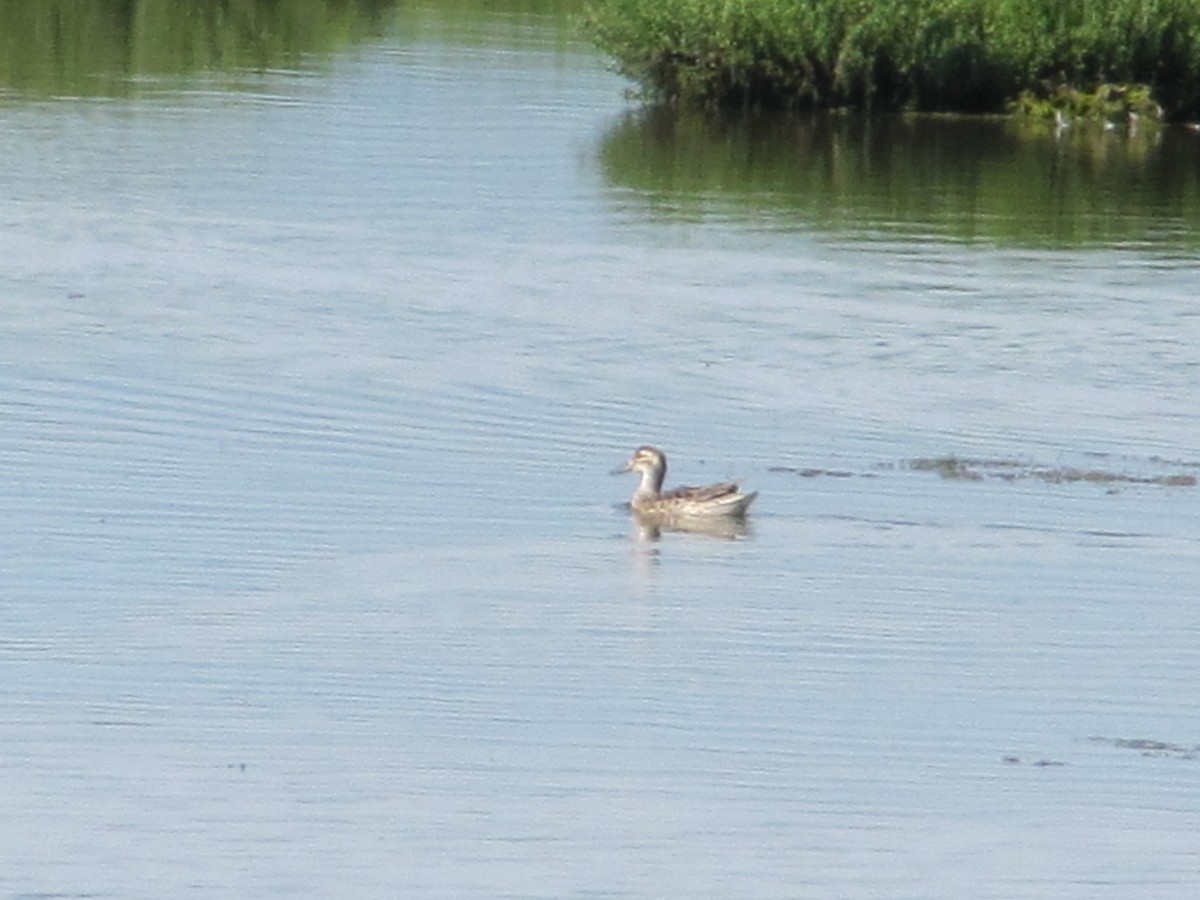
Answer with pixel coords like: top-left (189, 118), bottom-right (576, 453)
top-left (613, 446), bottom-right (757, 519)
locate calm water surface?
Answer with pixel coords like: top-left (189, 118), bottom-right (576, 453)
top-left (2, 3), bottom-right (1199, 898)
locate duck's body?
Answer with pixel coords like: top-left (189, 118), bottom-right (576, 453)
top-left (614, 446), bottom-right (757, 520)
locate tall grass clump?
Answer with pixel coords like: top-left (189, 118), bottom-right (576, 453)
top-left (582, 0), bottom-right (1200, 120)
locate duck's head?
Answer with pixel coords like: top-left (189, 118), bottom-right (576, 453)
top-left (613, 445), bottom-right (667, 478)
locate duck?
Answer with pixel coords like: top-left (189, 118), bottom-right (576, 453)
top-left (613, 445), bottom-right (757, 519)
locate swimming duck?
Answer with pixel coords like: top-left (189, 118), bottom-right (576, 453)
top-left (613, 446), bottom-right (757, 519)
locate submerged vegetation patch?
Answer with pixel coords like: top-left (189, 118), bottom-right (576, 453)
top-left (582, 0), bottom-right (1200, 120)
top-left (771, 456), bottom-right (1198, 489)
top-left (1003, 736), bottom-right (1200, 767)
top-left (904, 456), bottom-right (1197, 487)
top-left (1088, 736), bottom-right (1200, 760)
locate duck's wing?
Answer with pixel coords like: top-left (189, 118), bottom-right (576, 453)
top-left (662, 481), bottom-right (740, 503)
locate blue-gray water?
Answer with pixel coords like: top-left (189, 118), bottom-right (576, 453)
top-left (3, 6), bottom-right (1199, 899)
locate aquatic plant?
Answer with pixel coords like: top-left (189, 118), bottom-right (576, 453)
top-left (582, 0), bottom-right (1200, 120)
top-left (1009, 82), bottom-right (1163, 123)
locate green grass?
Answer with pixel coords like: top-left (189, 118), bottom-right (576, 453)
top-left (582, 0), bottom-right (1200, 120)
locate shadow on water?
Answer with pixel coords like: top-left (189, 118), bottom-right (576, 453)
top-left (599, 106), bottom-right (1200, 248)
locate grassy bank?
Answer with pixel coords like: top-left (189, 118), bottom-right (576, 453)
top-left (582, 0), bottom-right (1200, 120)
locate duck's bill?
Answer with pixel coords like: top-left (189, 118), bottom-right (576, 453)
top-left (610, 460), bottom-right (632, 475)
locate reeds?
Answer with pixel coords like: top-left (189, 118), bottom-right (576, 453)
top-left (583, 0), bottom-right (1200, 120)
